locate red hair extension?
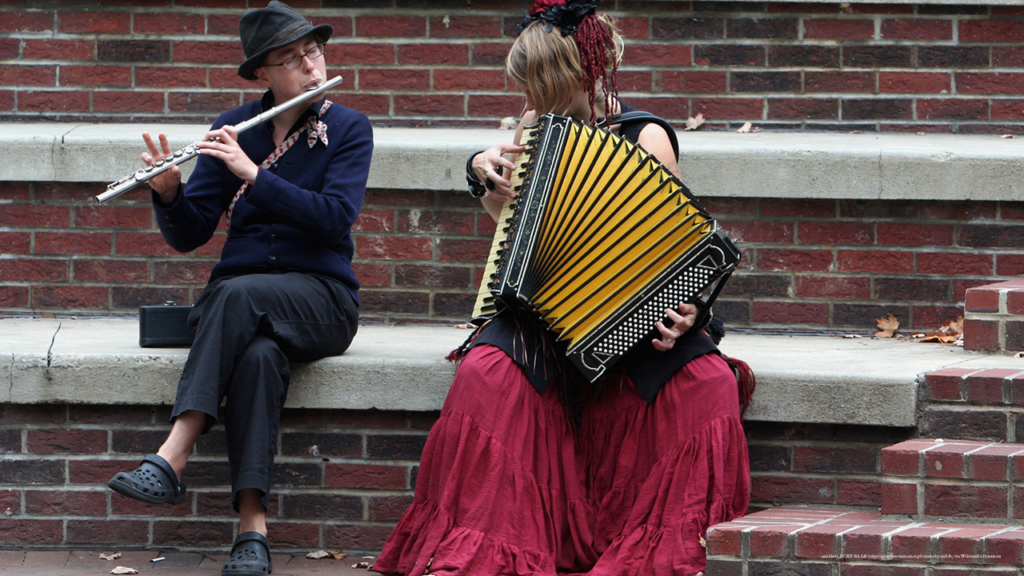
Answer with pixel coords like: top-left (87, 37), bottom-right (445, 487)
top-left (574, 14), bottom-right (618, 123)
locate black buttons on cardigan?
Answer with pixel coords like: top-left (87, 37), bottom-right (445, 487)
top-left (270, 162), bottom-right (279, 171)
top-left (268, 255), bottom-right (278, 264)
top-left (269, 234), bottom-right (278, 243)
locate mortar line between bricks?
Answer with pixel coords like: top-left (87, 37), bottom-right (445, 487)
top-left (898, 477), bottom-right (1020, 487)
top-left (924, 404), bottom-right (1024, 413)
top-left (750, 471), bottom-right (886, 479)
top-left (9, 423), bottom-right (129, 431)
top-left (6, 486), bottom-right (415, 498)
top-left (747, 439), bottom-right (904, 448)
top-left (1008, 480), bottom-right (1014, 521)
top-left (4, 454), bottom-right (424, 465)
top-left (6, 351), bottom-right (13, 403)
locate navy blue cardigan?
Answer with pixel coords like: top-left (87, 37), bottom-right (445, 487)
top-left (153, 90), bottom-right (373, 305)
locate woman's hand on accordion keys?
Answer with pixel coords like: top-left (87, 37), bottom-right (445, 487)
top-left (652, 303), bottom-right (698, 351)
top-left (472, 143), bottom-right (524, 201)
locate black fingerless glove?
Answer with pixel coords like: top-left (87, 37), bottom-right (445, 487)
top-left (466, 151), bottom-right (488, 198)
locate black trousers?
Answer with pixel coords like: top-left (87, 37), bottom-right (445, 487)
top-left (172, 272), bottom-right (358, 511)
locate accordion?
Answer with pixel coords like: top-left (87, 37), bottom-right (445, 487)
top-left (472, 113), bottom-right (741, 382)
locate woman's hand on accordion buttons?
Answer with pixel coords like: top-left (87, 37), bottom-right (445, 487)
top-left (652, 303), bottom-right (698, 351)
top-left (473, 143), bottom-right (524, 201)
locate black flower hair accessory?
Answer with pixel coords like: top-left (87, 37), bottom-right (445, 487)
top-left (516, 0), bottom-right (598, 36)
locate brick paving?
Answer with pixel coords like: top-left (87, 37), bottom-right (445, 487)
top-left (0, 550), bottom-right (379, 576)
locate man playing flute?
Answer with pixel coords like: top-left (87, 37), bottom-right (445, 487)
top-left (106, 3), bottom-right (372, 574)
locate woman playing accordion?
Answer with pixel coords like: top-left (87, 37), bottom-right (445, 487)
top-left (373, 2), bottom-right (751, 575)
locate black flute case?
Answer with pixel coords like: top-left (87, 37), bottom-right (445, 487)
top-left (139, 303), bottom-right (195, 347)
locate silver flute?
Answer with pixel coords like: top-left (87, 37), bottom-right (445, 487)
top-left (96, 75), bottom-right (343, 204)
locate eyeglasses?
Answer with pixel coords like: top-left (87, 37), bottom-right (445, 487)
top-left (264, 43), bottom-right (325, 70)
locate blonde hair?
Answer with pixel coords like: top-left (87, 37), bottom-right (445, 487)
top-left (506, 15), bottom-right (624, 117)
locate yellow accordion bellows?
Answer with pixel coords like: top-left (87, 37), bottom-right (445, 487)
top-left (472, 114), bottom-right (740, 381)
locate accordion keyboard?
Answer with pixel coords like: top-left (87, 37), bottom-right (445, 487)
top-left (470, 124), bottom-right (539, 321)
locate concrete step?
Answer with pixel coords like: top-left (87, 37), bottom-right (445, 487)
top-left (881, 438), bottom-right (1024, 522)
top-left (706, 505), bottom-right (1024, 574)
top-left (0, 549), bottom-right (378, 576)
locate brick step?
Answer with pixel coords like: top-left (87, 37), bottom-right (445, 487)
top-left (965, 279), bottom-right (1024, 351)
top-left (706, 506), bottom-right (1024, 574)
top-left (881, 439), bottom-right (1024, 521)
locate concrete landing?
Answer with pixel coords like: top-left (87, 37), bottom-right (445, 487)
top-left (4, 316), bottom-right (1022, 427)
top-left (0, 549), bottom-right (378, 576)
top-left (3, 123), bottom-right (1023, 201)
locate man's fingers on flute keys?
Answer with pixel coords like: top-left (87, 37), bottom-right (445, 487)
top-left (158, 132), bottom-right (173, 156)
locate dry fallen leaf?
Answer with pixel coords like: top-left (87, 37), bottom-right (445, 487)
top-left (911, 316), bottom-right (964, 345)
top-left (843, 334), bottom-right (863, 339)
top-left (329, 550), bottom-right (347, 560)
top-left (684, 113), bottom-right (705, 131)
top-left (352, 562), bottom-right (372, 569)
top-left (736, 122), bottom-right (761, 133)
top-left (111, 568), bottom-right (138, 575)
top-left (1002, 134), bottom-right (1016, 139)
top-left (454, 323), bottom-right (474, 329)
top-left (699, 534), bottom-right (706, 548)
top-left (307, 550), bottom-right (331, 560)
top-left (948, 316), bottom-right (963, 336)
top-left (499, 116), bottom-right (517, 130)
top-left (99, 553), bottom-right (121, 562)
top-left (874, 314), bottom-right (899, 338)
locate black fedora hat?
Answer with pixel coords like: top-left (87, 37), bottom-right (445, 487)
top-left (237, 0), bottom-right (333, 80)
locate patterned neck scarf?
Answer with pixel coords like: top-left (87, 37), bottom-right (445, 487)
top-left (226, 97), bottom-right (332, 225)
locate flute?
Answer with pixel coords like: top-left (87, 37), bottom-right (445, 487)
top-left (96, 75), bottom-right (344, 204)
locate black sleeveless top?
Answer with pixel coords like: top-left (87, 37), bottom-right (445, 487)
top-left (470, 103), bottom-right (718, 403)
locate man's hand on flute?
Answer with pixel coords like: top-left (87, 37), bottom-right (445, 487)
top-left (141, 132), bottom-right (182, 204)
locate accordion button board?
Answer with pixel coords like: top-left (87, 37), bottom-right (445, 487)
top-left (471, 114), bottom-right (742, 382)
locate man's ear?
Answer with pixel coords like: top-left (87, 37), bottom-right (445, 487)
top-left (254, 66), bottom-right (272, 89)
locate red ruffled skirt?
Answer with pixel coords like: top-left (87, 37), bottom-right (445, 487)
top-left (373, 345), bottom-right (749, 576)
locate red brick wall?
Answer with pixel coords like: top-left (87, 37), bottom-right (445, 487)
top-left (0, 183), bottom-right (500, 322)
top-left (711, 197), bottom-right (1024, 332)
top-left (0, 402), bottom-right (909, 549)
top-left (0, 403), bottom-right (433, 551)
top-left (744, 421), bottom-right (913, 512)
top-left (1, 1), bottom-right (1023, 132)
top-left (4, 183), bottom-right (1024, 332)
